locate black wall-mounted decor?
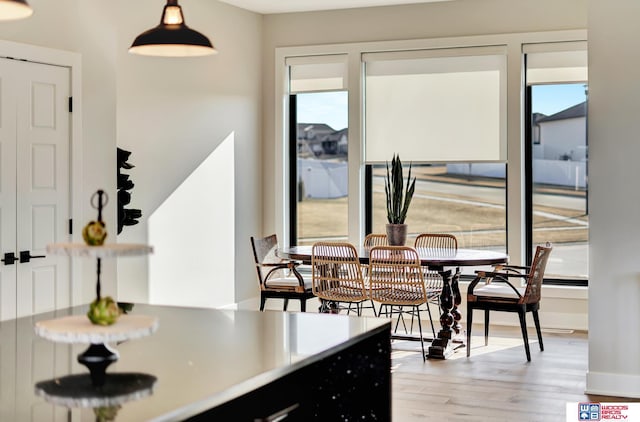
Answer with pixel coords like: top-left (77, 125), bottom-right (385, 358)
top-left (117, 148), bottom-right (142, 234)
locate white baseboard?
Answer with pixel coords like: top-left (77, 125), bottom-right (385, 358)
top-left (586, 371), bottom-right (640, 398)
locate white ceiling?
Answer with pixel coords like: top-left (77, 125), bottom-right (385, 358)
top-left (218, 0), bottom-right (453, 15)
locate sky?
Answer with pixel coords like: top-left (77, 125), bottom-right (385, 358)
top-left (532, 83), bottom-right (587, 116)
top-left (297, 91), bottom-right (349, 131)
top-left (296, 83), bottom-right (587, 130)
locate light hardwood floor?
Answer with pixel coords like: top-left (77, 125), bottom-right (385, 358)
top-left (391, 325), bottom-right (639, 421)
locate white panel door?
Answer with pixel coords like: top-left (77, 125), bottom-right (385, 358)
top-left (0, 58), bottom-right (71, 321)
top-left (0, 60), bottom-right (18, 320)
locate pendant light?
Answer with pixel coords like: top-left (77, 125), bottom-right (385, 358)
top-left (129, 0), bottom-right (216, 57)
top-left (0, 0), bottom-right (33, 21)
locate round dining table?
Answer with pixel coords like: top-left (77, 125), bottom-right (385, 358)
top-left (278, 245), bottom-right (509, 359)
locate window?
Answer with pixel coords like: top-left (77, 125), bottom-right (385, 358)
top-left (369, 163), bottom-right (506, 255)
top-left (276, 31), bottom-right (588, 282)
top-left (525, 43), bottom-right (588, 283)
top-left (364, 47), bottom-right (508, 270)
top-left (287, 56), bottom-right (349, 245)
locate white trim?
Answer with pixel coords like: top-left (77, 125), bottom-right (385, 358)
top-left (522, 40), bottom-right (587, 54)
top-left (285, 54), bottom-right (349, 66)
top-left (586, 371), bottom-right (640, 399)
top-left (0, 40), bottom-right (83, 307)
top-left (362, 44), bottom-right (508, 62)
top-left (543, 284), bottom-right (588, 300)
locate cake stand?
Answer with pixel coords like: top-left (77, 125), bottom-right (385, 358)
top-left (35, 312), bottom-right (158, 386)
top-left (39, 242), bottom-right (155, 386)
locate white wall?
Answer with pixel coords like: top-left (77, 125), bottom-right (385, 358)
top-left (0, 0), bottom-right (118, 302)
top-left (148, 133), bottom-right (236, 308)
top-left (115, 0), bottom-right (263, 307)
top-left (0, 1), bottom-right (264, 307)
top-left (587, 0), bottom-right (640, 398)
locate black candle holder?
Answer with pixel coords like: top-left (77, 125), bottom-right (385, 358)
top-left (90, 189), bottom-right (108, 301)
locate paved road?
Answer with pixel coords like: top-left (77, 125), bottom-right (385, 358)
top-left (374, 176), bottom-right (586, 212)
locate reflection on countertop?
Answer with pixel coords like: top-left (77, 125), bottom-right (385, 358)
top-left (0, 303), bottom-right (390, 421)
top-left (35, 372), bottom-right (157, 420)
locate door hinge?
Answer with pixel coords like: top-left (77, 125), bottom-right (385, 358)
top-left (69, 219), bottom-right (73, 235)
top-left (68, 97), bottom-right (72, 113)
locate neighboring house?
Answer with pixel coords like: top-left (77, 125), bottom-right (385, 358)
top-left (323, 128), bottom-right (348, 156)
top-left (297, 123), bottom-right (335, 157)
top-left (534, 101), bottom-right (587, 161)
top-left (297, 123), bottom-right (348, 158)
top-left (296, 124), bottom-right (349, 199)
top-left (531, 112), bottom-right (546, 144)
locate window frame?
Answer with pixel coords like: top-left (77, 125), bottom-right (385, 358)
top-left (288, 94), bottom-right (298, 244)
top-left (524, 82), bottom-right (589, 286)
top-left (274, 30), bottom-right (587, 282)
top-left (523, 42), bottom-right (588, 286)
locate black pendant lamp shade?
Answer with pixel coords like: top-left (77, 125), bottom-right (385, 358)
top-left (129, 0), bottom-right (216, 57)
top-left (0, 0), bottom-right (33, 21)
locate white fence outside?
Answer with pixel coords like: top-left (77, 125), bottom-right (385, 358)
top-left (448, 159), bottom-right (587, 189)
top-left (298, 158), bottom-right (587, 201)
top-left (298, 158), bottom-right (348, 199)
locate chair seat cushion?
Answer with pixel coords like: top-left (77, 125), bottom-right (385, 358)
top-left (265, 276), bottom-right (312, 290)
top-left (473, 283), bottom-right (524, 299)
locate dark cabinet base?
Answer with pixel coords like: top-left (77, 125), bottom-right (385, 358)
top-left (189, 327), bottom-right (391, 421)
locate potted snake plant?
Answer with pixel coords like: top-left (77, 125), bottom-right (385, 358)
top-left (385, 154), bottom-right (416, 246)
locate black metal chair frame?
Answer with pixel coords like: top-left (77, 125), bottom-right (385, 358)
top-left (466, 244), bottom-right (552, 361)
top-left (251, 235), bottom-right (315, 312)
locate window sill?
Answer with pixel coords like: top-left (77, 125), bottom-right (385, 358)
top-left (459, 280), bottom-right (588, 300)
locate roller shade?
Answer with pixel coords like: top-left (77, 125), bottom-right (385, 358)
top-left (287, 54), bottom-right (348, 94)
top-left (364, 46), bottom-right (507, 163)
top-left (525, 41), bottom-right (588, 85)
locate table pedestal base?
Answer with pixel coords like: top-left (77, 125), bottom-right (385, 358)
top-left (77, 343), bottom-right (119, 387)
top-left (427, 330), bottom-right (455, 359)
top-left (427, 269), bottom-right (458, 360)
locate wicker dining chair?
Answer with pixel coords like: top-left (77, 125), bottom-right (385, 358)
top-left (466, 243), bottom-right (553, 361)
top-left (311, 242), bottom-right (372, 315)
top-left (362, 233), bottom-right (388, 277)
top-left (413, 233), bottom-right (459, 305)
top-left (414, 233), bottom-right (458, 251)
top-left (251, 234), bottom-right (314, 312)
top-left (364, 233), bottom-right (388, 248)
top-left (368, 246), bottom-right (431, 360)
